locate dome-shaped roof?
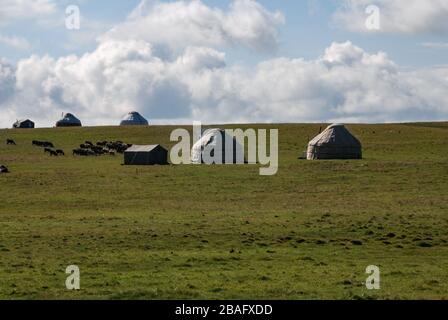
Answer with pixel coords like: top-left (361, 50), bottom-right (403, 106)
top-left (56, 113), bottom-right (82, 127)
top-left (308, 124), bottom-right (361, 147)
top-left (191, 128), bottom-right (244, 164)
top-left (120, 111), bottom-right (149, 126)
top-left (306, 124), bottom-right (362, 160)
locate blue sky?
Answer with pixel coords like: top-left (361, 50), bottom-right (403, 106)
top-left (0, 0), bottom-right (447, 127)
top-left (1, 0), bottom-right (447, 67)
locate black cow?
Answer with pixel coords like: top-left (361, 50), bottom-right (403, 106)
top-left (33, 140), bottom-right (54, 148)
top-left (6, 139), bottom-right (16, 145)
top-left (73, 148), bottom-right (93, 156)
top-left (56, 149), bottom-right (65, 156)
top-left (0, 165), bottom-right (9, 173)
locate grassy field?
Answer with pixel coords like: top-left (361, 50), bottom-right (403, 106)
top-left (0, 123), bottom-right (447, 300)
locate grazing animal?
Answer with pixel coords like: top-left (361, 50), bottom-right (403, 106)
top-left (6, 139), bottom-right (16, 145)
top-left (49, 150), bottom-right (58, 156)
top-left (44, 148), bottom-right (52, 154)
top-left (73, 148), bottom-right (86, 156)
top-left (74, 140), bottom-right (130, 156)
top-left (91, 146), bottom-right (103, 154)
top-left (0, 165), bottom-right (9, 173)
top-left (33, 140), bottom-right (54, 148)
top-left (73, 148), bottom-right (92, 156)
top-left (56, 149), bottom-right (65, 156)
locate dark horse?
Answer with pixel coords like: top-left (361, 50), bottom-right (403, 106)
top-left (33, 140), bottom-right (54, 148)
top-left (44, 148), bottom-right (58, 156)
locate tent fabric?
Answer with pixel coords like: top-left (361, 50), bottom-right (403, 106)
top-left (56, 113), bottom-right (82, 127)
top-left (13, 119), bottom-right (34, 129)
top-left (306, 124), bottom-right (362, 160)
top-left (120, 111), bottom-right (149, 126)
top-left (191, 128), bottom-right (245, 164)
top-left (124, 144), bottom-right (168, 165)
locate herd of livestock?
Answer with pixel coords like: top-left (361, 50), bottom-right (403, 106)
top-left (1, 138), bottom-right (132, 173)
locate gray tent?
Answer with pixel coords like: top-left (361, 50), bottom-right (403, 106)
top-left (306, 124), bottom-right (362, 160)
top-left (191, 128), bottom-right (245, 164)
top-left (56, 113), bottom-right (82, 127)
top-left (13, 119), bottom-right (34, 129)
top-left (124, 145), bottom-right (168, 165)
top-left (120, 111), bottom-right (149, 126)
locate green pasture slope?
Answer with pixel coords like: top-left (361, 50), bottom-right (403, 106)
top-left (0, 123), bottom-right (447, 299)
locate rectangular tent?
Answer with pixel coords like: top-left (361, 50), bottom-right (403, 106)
top-left (13, 119), bottom-right (35, 129)
top-left (124, 145), bottom-right (168, 165)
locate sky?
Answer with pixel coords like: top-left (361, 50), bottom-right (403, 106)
top-left (0, 0), bottom-right (447, 128)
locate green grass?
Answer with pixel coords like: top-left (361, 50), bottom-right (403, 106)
top-left (0, 123), bottom-right (447, 300)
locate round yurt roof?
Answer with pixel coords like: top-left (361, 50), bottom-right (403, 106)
top-left (191, 128), bottom-right (244, 164)
top-left (308, 124), bottom-right (361, 148)
top-left (120, 111), bottom-right (149, 126)
top-left (56, 113), bottom-right (81, 126)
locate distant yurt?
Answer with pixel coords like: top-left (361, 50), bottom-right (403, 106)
top-left (13, 119), bottom-right (34, 129)
top-left (120, 111), bottom-right (149, 126)
top-left (306, 124), bottom-right (362, 160)
top-left (56, 113), bottom-right (82, 127)
top-left (124, 145), bottom-right (168, 165)
top-left (191, 128), bottom-right (245, 164)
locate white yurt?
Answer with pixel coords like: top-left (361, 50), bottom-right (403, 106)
top-left (191, 129), bottom-right (245, 164)
top-left (56, 113), bottom-right (82, 127)
top-left (120, 111), bottom-right (149, 126)
top-left (306, 124), bottom-right (362, 160)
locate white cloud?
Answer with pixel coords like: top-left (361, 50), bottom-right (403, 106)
top-left (1, 40), bottom-right (448, 128)
top-left (1, 0), bottom-right (448, 128)
top-left (0, 34), bottom-right (31, 50)
top-left (0, 58), bottom-right (15, 105)
top-left (100, 0), bottom-right (285, 54)
top-left (0, 0), bottom-right (56, 24)
top-left (5, 40), bottom-right (194, 125)
top-left (334, 0), bottom-right (448, 34)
